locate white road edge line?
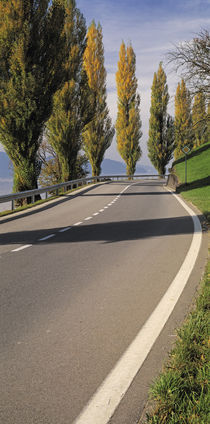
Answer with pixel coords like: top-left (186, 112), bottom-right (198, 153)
top-left (11, 244), bottom-right (32, 252)
top-left (73, 189), bottom-right (202, 424)
top-left (85, 217), bottom-right (92, 221)
top-left (74, 222), bottom-right (83, 226)
top-left (39, 234), bottom-right (55, 241)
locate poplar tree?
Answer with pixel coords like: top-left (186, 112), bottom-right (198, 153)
top-left (192, 92), bottom-right (207, 147)
top-left (82, 21), bottom-right (114, 176)
top-left (116, 42), bottom-right (142, 176)
top-left (174, 79), bottom-right (192, 159)
top-left (0, 0), bottom-right (66, 195)
top-left (207, 102), bottom-right (210, 143)
top-left (147, 63), bottom-right (174, 176)
top-left (46, 0), bottom-right (88, 182)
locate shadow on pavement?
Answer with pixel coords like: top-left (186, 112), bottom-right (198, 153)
top-left (0, 215), bottom-right (198, 247)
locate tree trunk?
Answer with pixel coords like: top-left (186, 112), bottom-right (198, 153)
top-left (13, 160), bottom-right (40, 205)
top-left (92, 164), bottom-right (101, 177)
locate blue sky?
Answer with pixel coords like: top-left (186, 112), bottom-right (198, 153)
top-left (76, 0), bottom-right (210, 165)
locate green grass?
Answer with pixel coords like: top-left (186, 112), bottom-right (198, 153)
top-left (145, 260), bottom-right (210, 424)
top-left (173, 142), bottom-right (210, 222)
top-left (144, 143), bottom-right (210, 423)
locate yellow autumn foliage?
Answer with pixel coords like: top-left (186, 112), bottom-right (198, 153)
top-left (83, 22), bottom-right (106, 93)
top-left (116, 42), bottom-right (141, 175)
top-left (174, 79), bottom-right (192, 159)
top-left (82, 21), bottom-right (114, 176)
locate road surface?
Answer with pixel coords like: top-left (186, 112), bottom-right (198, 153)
top-left (0, 180), bottom-right (207, 423)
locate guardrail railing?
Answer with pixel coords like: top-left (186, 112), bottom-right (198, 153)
top-left (0, 174), bottom-right (164, 211)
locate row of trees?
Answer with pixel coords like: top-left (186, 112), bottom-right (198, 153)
top-left (148, 62), bottom-right (209, 175)
top-left (0, 0), bottom-right (116, 195)
top-left (0, 1), bottom-right (209, 192)
top-left (0, 0), bottom-right (142, 194)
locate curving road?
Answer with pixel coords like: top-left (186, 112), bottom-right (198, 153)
top-left (0, 180), bottom-right (207, 423)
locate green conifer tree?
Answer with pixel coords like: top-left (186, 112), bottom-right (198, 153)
top-left (82, 21), bottom-right (114, 176)
top-left (147, 63), bottom-right (174, 176)
top-left (174, 79), bottom-right (193, 159)
top-left (0, 0), bottom-right (66, 196)
top-left (116, 42), bottom-right (142, 176)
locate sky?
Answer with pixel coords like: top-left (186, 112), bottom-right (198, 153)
top-left (0, 0), bottom-right (210, 168)
top-left (76, 0), bottom-right (210, 166)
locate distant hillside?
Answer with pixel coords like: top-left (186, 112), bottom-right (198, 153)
top-left (0, 152), bottom-right (156, 178)
top-left (100, 159), bottom-right (156, 175)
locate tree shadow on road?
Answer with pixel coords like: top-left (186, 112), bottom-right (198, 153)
top-left (0, 215), bottom-right (198, 248)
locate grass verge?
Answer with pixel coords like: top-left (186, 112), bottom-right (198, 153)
top-left (145, 143), bottom-right (210, 423)
top-left (145, 259), bottom-right (210, 424)
top-left (173, 142), bottom-right (210, 223)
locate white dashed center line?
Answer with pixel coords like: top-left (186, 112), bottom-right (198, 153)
top-left (59, 226), bottom-right (72, 233)
top-left (39, 234), bottom-right (55, 241)
top-left (11, 244), bottom-right (32, 252)
top-left (9, 184), bottom-right (132, 254)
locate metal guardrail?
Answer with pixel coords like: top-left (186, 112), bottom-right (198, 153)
top-left (0, 174), bottom-right (164, 211)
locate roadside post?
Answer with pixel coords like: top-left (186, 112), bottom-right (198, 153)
top-left (181, 146), bottom-right (191, 184)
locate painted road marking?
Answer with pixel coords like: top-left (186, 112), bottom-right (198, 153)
top-left (11, 244), bottom-right (32, 252)
top-left (73, 190), bottom-right (202, 424)
top-left (39, 234), bottom-right (55, 241)
top-left (59, 226), bottom-right (72, 233)
top-left (9, 184), bottom-right (132, 255)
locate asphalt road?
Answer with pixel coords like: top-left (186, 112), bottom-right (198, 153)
top-left (0, 180), bottom-right (207, 424)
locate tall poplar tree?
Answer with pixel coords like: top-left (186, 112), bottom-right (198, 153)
top-left (147, 63), bottom-right (174, 176)
top-left (82, 21), bottom-right (114, 176)
top-left (174, 79), bottom-right (192, 159)
top-left (116, 42), bottom-right (142, 176)
top-left (192, 92), bottom-right (207, 147)
top-left (46, 0), bottom-right (88, 182)
top-left (207, 102), bottom-right (210, 143)
top-left (0, 0), bottom-right (66, 194)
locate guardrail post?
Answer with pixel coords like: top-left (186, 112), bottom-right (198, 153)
top-left (12, 200), bottom-right (14, 210)
top-left (45, 192), bottom-right (48, 199)
top-left (32, 195), bottom-right (35, 204)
